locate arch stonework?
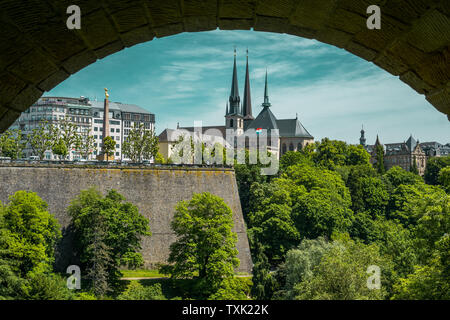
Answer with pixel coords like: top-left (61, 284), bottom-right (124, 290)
top-left (0, 0), bottom-right (449, 132)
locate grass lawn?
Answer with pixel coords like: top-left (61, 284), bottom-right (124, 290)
top-left (120, 269), bottom-right (167, 278)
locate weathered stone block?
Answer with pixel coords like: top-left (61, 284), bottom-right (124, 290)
top-left (255, 0), bottom-right (297, 18)
top-left (426, 86), bottom-right (450, 116)
top-left (345, 41), bottom-right (378, 61)
top-left (406, 9), bottom-right (450, 53)
top-left (94, 40), bottom-right (124, 60)
top-left (316, 27), bottom-right (352, 48)
top-left (289, 0), bottom-right (335, 30)
top-left (0, 72), bottom-right (27, 106)
top-left (374, 53), bottom-right (409, 76)
top-left (400, 70), bottom-right (434, 94)
top-left (153, 23), bottom-right (184, 38)
top-left (61, 49), bottom-right (97, 74)
top-left (254, 16), bottom-right (289, 33)
top-left (182, 0), bottom-right (217, 16)
top-left (121, 25), bottom-right (155, 48)
top-left (146, 0), bottom-right (182, 26)
top-left (327, 8), bottom-right (367, 35)
top-left (80, 9), bottom-right (119, 49)
top-left (0, 109), bottom-right (21, 132)
top-left (111, 5), bottom-right (149, 33)
top-left (220, 0), bottom-right (255, 19)
top-left (218, 18), bottom-right (253, 30)
top-left (9, 48), bottom-right (58, 84)
top-left (183, 15), bottom-right (217, 32)
top-left (10, 85), bottom-right (43, 112)
top-left (37, 69), bottom-right (71, 92)
top-left (414, 48), bottom-right (450, 87)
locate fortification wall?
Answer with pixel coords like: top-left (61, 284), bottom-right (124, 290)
top-left (0, 164), bottom-right (252, 273)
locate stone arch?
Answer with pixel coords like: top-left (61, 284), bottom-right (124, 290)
top-left (0, 1), bottom-right (449, 132)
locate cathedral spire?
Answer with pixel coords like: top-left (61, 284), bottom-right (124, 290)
top-left (242, 48), bottom-right (254, 120)
top-left (262, 69), bottom-right (271, 107)
top-left (360, 124), bottom-right (366, 146)
top-left (229, 47), bottom-right (240, 114)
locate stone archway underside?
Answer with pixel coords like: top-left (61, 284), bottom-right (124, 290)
top-left (0, 0), bottom-right (449, 132)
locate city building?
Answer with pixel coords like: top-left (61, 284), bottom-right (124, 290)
top-left (9, 96), bottom-right (155, 161)
top-left (161, 50), bottom-right (314, 159)
top-left (362, 131), bottom-right (427, 175)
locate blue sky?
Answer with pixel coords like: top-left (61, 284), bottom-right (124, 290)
top-left (47, 29), bottom-right (449, 145)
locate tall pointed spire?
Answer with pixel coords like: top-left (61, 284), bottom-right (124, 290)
top-left (225, 101), bottom-right (229, 115)
top-left (242, 48), bottom-right (254, 120)
top-left (229, 47), bottom-right (240, 114)
top-left (262, 69), bottom-right (271, 107)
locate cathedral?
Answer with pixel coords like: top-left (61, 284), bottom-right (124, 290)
top-left (159, 49), bottom-right (314, 160)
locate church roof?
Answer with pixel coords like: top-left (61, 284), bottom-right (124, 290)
top-left (276, 118), bottom-right (313, 138)
top-left (246, 106), bottom-right (278, 132)
top-left (406, 135), bottom-right (417, 151)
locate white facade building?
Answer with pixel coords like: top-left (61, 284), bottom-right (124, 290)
top-left (9, 96), bottom-right (155, 161)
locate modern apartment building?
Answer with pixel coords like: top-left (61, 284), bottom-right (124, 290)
top-left (9, 96), bottom-right (155, 161)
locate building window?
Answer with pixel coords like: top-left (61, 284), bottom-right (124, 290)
top-left (230, 119), bottom-right (234, 128)
top-left (116, 136), bottom-right (120, 141)
top-left (111, 128), bottom-right (114, 133)
top-left (289, 143), bottom-right (294, 151)
top-left (116, 152), bottom-right (119, 156)
top-left (282, 143), bottom-right (287, 154)
top-left (116, 128), bottom-right (120, 133)
top-left (297, 143), bottom-right (302, 151)
top-left (94, 127), bottom-right (98, 131)
top-left (116, 144), bottom-right (119, 148)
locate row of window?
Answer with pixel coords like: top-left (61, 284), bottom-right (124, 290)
top-left (93, 127), bottom-right (121, 133)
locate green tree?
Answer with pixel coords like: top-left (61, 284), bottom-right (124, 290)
top-left (117, 282), bottom-right (166, 300)
top-left (67, 188), bottom-right (151, 296)
top-left (438, 166), bottom-right (450, 193)
top-left (375, 144), bottom-right (385, 174)
top-left (346, 144), bottom-right (371, 166)
top-left (392, 235), bottom-right (450, 300)
top-left (250, 242), bottom-right (278, 300)
top-left (283, 164), bottom-right (354, 240)
top-left (57, 117), bottom-right (80, 158)
top-left (0, 191), bottom-right (61, 278)
top-left (52, 138), bottom-right (68, 160)
top-left (247, 182), bottom-right (300, 263)
top-left (26, 121), bottom-right (58, 160)
top-left (160, 192), bottom-right (239, 297)
top-left (0, 129), bottom-right (26, 159)
top-left (279, 151), bottom-right (314, 172)
top-left (122, 123), bottom-right (159, 162)
top-left (384, 166), bottom-right (423, 188)
top-left (424, 156), bottom-right (450, 185)
top-left (102, 136), bottom-right (116, 159)
top-left (277, 237), bottom-right (336, 299)
top-left (75, 131), bottom-right (95, 160)
top-left (291, 235), bottom-right (391, 300)
top-left (154, 152), bottom-right (166, 164)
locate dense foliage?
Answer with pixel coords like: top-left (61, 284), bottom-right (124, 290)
top-left (241, 139), bottom-right (450, 300)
